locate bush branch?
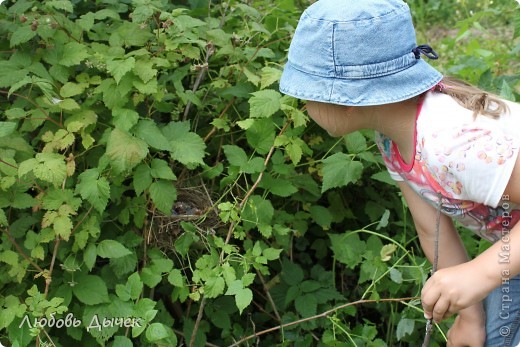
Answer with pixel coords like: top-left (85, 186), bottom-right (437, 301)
top-left (228, 296), bottom-right (420, 347)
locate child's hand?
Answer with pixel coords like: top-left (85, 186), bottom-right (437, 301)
top-left (421, 261), bottom-right (493, 322)
top-left (446, 310), bottom-right (486, 347)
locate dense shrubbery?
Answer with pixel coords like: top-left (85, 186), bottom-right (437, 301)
top-left (0, 0), bottom-right (518, 346)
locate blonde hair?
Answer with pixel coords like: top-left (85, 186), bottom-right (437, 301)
top-left (432, 76), bottom-right (509, 119)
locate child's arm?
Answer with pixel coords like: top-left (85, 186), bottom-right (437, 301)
top-left (421, 157), bottom-right (520, 323)
top-left (398, 182), bottom-right (486, 344)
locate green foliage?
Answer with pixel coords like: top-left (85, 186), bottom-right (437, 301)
top-left (0, 0), bottom-right (518, 346)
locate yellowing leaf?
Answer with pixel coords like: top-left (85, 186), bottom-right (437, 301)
top-left (106, 128), bottom-right (148, 173)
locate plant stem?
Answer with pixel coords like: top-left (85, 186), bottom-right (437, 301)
top-left (228, 297), bottom-right (419, 347)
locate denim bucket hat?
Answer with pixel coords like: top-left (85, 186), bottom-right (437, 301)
top-left (279, 0), bottom-right (443, 106)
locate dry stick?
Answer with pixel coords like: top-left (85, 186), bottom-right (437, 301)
top-left (224, 121), bottom-right (290, 245)
top-left (189, 296), bottom-right (207, 347)
top-left (0, 90), bottom-right (62, 128)
top-left (43, 237), bottom-right (61, 298)
top-left (256, 270), bottom-right (281, 322)
top-left (228, 297), bottom-right (419, 347)
top-left (1, 227), bottom-right (44, 273)
top-left (182, 46), bottom-right (215, 121)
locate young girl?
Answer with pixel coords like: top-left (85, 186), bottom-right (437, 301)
top-left (279, 0), bottom-right (520, 346)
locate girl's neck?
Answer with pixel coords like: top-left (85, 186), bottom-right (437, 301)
top-left (361, 96), bottom-right (421, 166)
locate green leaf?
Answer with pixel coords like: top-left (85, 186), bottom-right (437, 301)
top-left (281, 258), bottom-right (304, 286)
top-left (162, 121), bottom-right (206, 165)
top-left (133, 164), bottom-right (153, 195)
top-left (235, 287), bottom-right (252, 314)
top-left (329, 233), bottom-right (365, 269)
top-left (249, 89), bottom-right (282, 118)
top-left (345, 131), bottom-right (367, 153)
top-left (73, 274), bottom-right (110, 305)
top-left (127, 272), bottom-right (143, 300)
top-left (84, 243), bottom-right (97, 271)
top-left (0, 122), bottom-right (17, 138)
top-left (107, 57), bottom-right (136, 84)
top-left (149, 179), bottom-right (177, 214)
top-left (295, 293), bottom-right (317, 317)
top-left (246, 118), bottom-right (275, 154)
top-left (59, 42), bottom-right (89, 67)
top-left (260, 66), bottom-right (282, 90)
top-left (168, 269), bottom-right (184, 287)
top-left (150, 159), bottom-right (176, 180)
top-left (10, 26), bottom-right (37, 47)
top-left (47, 0), bottom-right (74, 12)
top-left (396, 317), bottom-right (415, 340)
top-left (19, 153), bottom-right (67, 187)
top-left (60, 82), bottom-right (86, 97)
top-left (322, 153), bottom-right (363, 193)
top-left (134, 59), bottom-right (157, 83)
top-left (205, 276), bottom-right (225, 298)
top-left (309, 205), bottom-right (333, 229)
top-left (75, 169), bottom-right (110, 213)
top-left (135, 120), bottom-right (172, 151)
top-left (146, 323), bottom-right (170, 342)
top-left (106, 128), bottom-right (149, 173)
top-left (112, 336), bottom-right (133, 347)
top-left (113, 108), bottom-right (139, 131)
top-left (97, 240), bottom-right (132, 258)
top-left (222, 145), bottom-right (248, 167)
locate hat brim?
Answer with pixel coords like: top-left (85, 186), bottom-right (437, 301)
top-left (279, 59), bottom-right (442, 106)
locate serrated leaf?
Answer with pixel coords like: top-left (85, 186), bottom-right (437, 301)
top-left (127, 272), bottom-right (143, 299)
top-left (19, 153), bottom-right (67, 187)
top-left (322, 153), bottom-right (363, 192)
top-left (149, 179), bottom-right (177, 214)
top-left (75, 169), bottom-right (110, 213)
top-left (168, 269), bottom-right (184, 287)
top-left (133, 164), bottom-right (153, 195)
top-left (309, 205), bottom-right (332, 229)
top-left (107, 57), bottom-right (136, 84)
top-left (60, 82), bottom-right (86, 97)
top-left (222, 145), bottom-right (248, 167)
top-left (47, 0), bottom-right (74, 12)
top-left (134, 59), bottom-right (157, 83)
top-left (345, 131), bottom-right (367, 153)
top-left (106, 128), bottom-right (148, 173)
top-left (59, 42), bottom-right (89, 67)
top-left (396, 317), bottom-right (414, 340)
top-left (73, 275), bottom-right (109, 305)
top-left (10, 26), bottom-right (36, 47)
top-left (112, 108), bottom-right (139, 131)
top-left (329, 233), bottom-right (365, 268)
top-left (235, 287), bottom-right (252, 314)
top-left (162, 121), bottom-right (206, 165)
top-left (245, 118), bottom-right (275, 154)
top-left (295, 293), bottom-right (317, 317)
top-left (135, 120), bottom-right (172, 151)
top-left (0, 122), bottom-right (17, 138)
top-left (260, 66), bottom-right (282, 90)
top-left (205, 276), bottom-right (225, 298)
top-left (249, 89), bottom-right (282, 118)
top-left (150, 159), bottom-right (176, 180)
top-left (84, 243), bottom-right (97, 271)
top-left (97, 240), bottom-right (132, 258)
top-left (146, 323), bottom-right (170, 342)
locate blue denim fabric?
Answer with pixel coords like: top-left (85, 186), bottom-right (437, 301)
top-left (484, 275), bottom-right (520, 346)
top-left (279, 0), bottom-right (442, 106)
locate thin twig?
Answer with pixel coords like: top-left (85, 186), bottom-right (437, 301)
top-left (1, 227), bottom-right (44, 273)
top-left (189, 296), bottom-right (207, 347)
top-left (256, 270), bottom-right (281, 322)
top-left (0, 90), bottom-right (62, 128)
top-left (223, 121), bottom-right (290, 245)
top-left (228, 297), bottom-right (420, 347)
top-left (43, 237), bottom-right (61, 298)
